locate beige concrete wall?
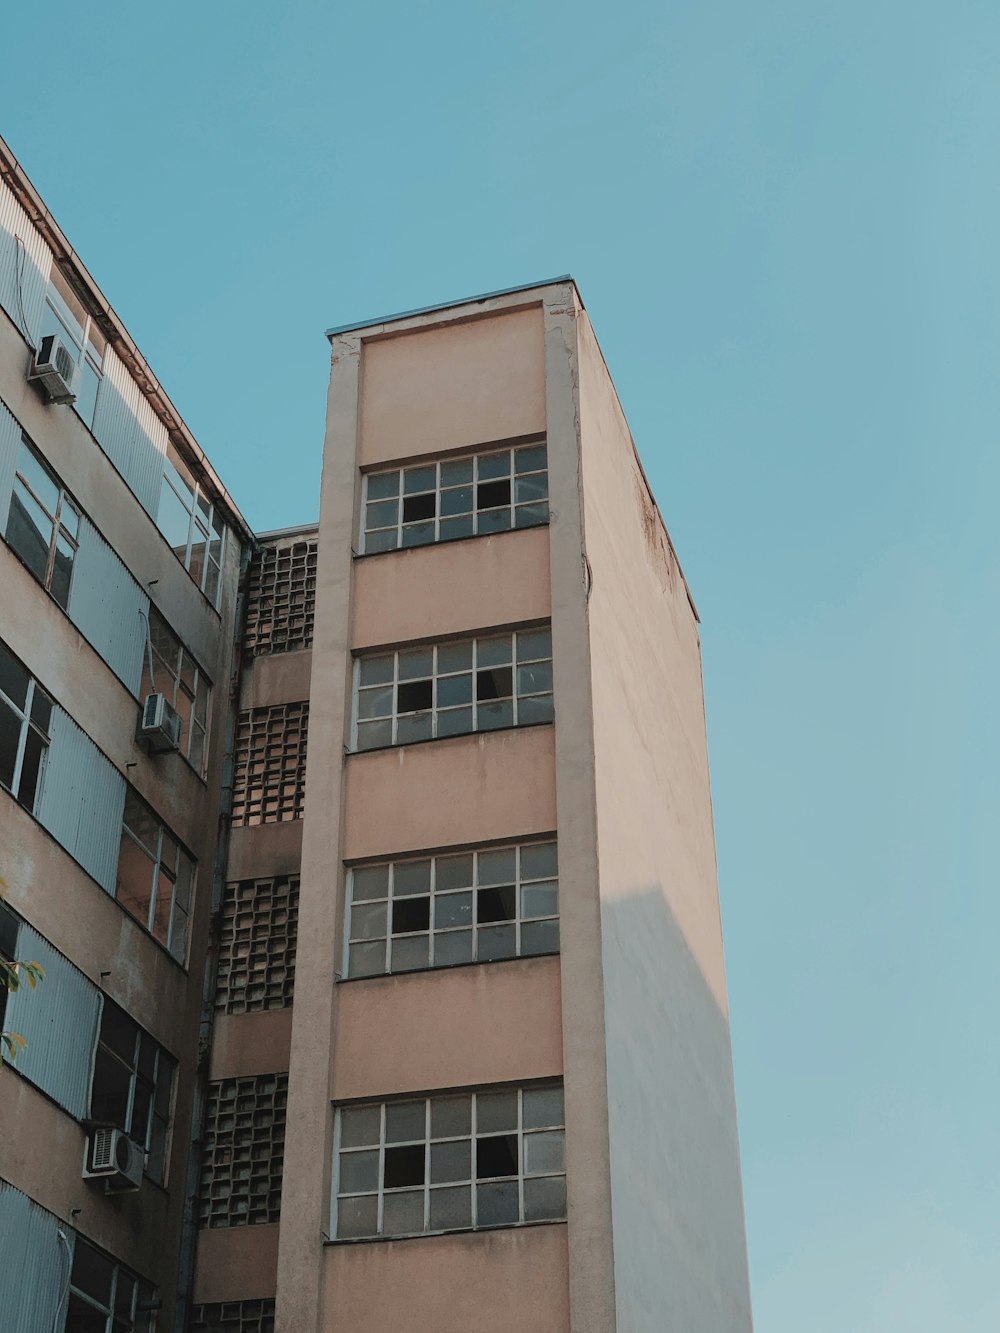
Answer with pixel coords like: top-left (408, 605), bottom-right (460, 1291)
top-left (332, 957), bottom-right (562, 1100)
top-left (193, 1225), bottom-right (280, 1303)
top-left (576, 312), bottom-right (753, 1333)
top-left (209, 1009), bottom-right (294, 1081)
top-left (358, 305), bottom-right (545, 466)
top-left (323, 1224), bottom-right (569, 1333)
top-left (227, 821), bottom-right (304, 881)
top-left (351, 525), bottom-right (550, 650)
top-left (343, 727), bottom-right (556, 862)
top-left (239, 650), bottom-right (313, 709)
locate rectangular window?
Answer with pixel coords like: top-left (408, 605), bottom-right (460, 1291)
top-left (353, 628), bottom-right (553, 751)
top-left (90, 1001), bottom-right (175, 1186)
top-left (4, 435), bottom-right (80, 609)
top-left (40, 265), bottom-right (107, 430)
top-left (115, 790), bottom-right (194, 964)
top-left (333, 1083), bottom-right (566, 1241)
top-left (140, 607), bottom-right (212, 775)
top-left (156, 442), bottom-right (226, 607)
top-left (64, 1235), bottom-right (157, 1332)
top-left (344, 840), bottom-right (558, 978)
top-left (360, 441), bottom-right (549, 554)
top-left (0, 638), bottom-right (52, 814)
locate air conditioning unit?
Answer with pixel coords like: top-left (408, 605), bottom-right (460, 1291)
top-left (139, 693), bottom-right (182, 754)
top-left (83, 1127), bottom-right (144, 1193)
top-left (28, 334), bottom-right (78, 404)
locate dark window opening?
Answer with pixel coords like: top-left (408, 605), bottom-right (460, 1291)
top-left (402, 493), bottom-right (436, 524)
top-left (477, 1134), bottom-right (519, 1179)
top-left (397, 679), bottom-right (433, 713)
top-left (476, 667), bottom-right (513, 702)
top-left (477, 885), bottom-right (517, 924)
top-left (392, 896), bottom-right (431, 935)
top-left (384, 1144), bottom-right (425, 1188)
top-left (477, 479), bottom-right (511, 511)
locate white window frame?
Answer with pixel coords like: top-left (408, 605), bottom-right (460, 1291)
top-left (6, 433), bottom-right (80, 609)
top-left (332, 1084), bottom-right (566, 1241)
top-left (40, 264), bottom-right (107, 429)
top-left (157, 444), bottom-right (227, 609)
top-left (91, 1000), bottom-right (176, 1185)
top-left (141, 606), bottom-right (212, 777)
top-left (117, 790), bottom-right (195, 964)
top-left (0, 643), bottom-right (52, 813)
top-left (359, 440), bottom-right (549, 554)
top-left (342, 840), bottom-right (559, 978)
top-left (64, 1234), bottom-right (158, 1333)
top-left (351, 628), bottom-right (553, 752)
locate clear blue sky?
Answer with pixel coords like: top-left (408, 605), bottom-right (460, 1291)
top-left (4, 3), bottom-right (999, 1327)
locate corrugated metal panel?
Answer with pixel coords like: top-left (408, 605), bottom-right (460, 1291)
top-left (0, 393), bottom-right (20, 532)
top-left (68, 519), bottom-right (149, 694)
top-left (0, 176), bottom-right (50, 345)
top-left (0, 1181), bottom-right (71, 1333)
top-left (4, 923), bottom-right (101, 1119)
top-left (35, 707), bottom-right (126, 894)
top-left (91, 345), bottom-right (166, 518)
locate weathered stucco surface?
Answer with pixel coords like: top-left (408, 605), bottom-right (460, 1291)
top-left (577, 311), bottom-right (753, 1333)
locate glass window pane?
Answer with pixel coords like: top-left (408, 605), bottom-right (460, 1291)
top-left (477, 507), bottom-right (511, 535)
top-left (365, 471), bottom-right (400, 501)
top-left (401, 521), bottom-right (435, 548)
top-left (436, 855), bottom-right (473, 892)
top-left (403, 466), bottom-right (436, 494)
top-left (350, 900), bottom-right (387, 941)
top-left (515, 501), bottom-right (549, 528)
top-left (517, 695), bottom-right (554, 725)
top-left (476, 637), bottom-right (512, 668)
top-left (0, 704), bottom-right (19, 792)
top-left (524, 1129), bottom-right (565, 1175)
top-left (397, 649), bottom-right (433, 681)
top-left (365, 499), bottom-right (399, 530)
top-left (16, 443), bottom-right (60, 515)
top-left (65, 1295), bottom-right (106, 1333)
top-left (76, 361), bottom-right (100, 426)
top-left (396, 712), bottom-right (433, 744)
top-left (434, 929), bottom-right (473, 966)
top-left (358, 655), bottom-right (393, 688)
top-left (348, 940), bottom-right (386, 978)
top-left (523, 1086), bottom-right (565, 1129)
top-left (352, 865), bottom-right (389, 900)
top-left (203, 558), bottom-right (220, 606)
top-left (364, 527), bottom-right (398, 554)
top-left (477, 700), bottom-right (514, 732)
top-left (129, 1079), bottom-right (153, 1146)
top-left (50, 531), bottom-right (75, 608)
top-left (430, 1185), bottom-right (472, 1231)
top-left (339, 1148), bottom-right (379, 1193)
top-left (340, 1104), bottom-right (381, 1148)
top-left (29, 687), bottom-right (52, 735)
top-left (382, 1189), bottom-right (424, 1236)
top-left (437, 641), bottom-right (472, 674)
top-left (476, 1092), bottom-right (518, 1134)
top-left (437, 673), bottom-right (472, 707)
top-left (440, 459), bottom-right (473, 486)
top-left (358, 685), bottom-right (394, 720)
top-left (477, 452), bottom-right (511, 480)
top-left (17, 728), bottom-right (46, 810)
top-left (337, 1193), bottom-right (377, 1239)
top-left (439, 515), bottom-right (474, 542)
top-left (91, 1049), bottom-right (131, 1129)
top-left (71, 1240), bottom-right (115, 1305)
top-left (385, 1100), bottom-right (426, 1144)
top-left (440, 486), bottom-right (473, 517)
top-left (520, 843), bottom-right (558, 880)
top-left (478, 849), bottom-right (516, 886)
top-left (477, 1180), bottom-right (519, 1226)
top-left (101, 1004), bottom-right (137, 1063)
top-left (524, 1174), bottom-right (567, 1222)
top-left (0, 647), bottom-right (29, 710)
top-left (516, 631), bottom-right (551, 663)
top-left (7, 486), bottom-right (52, 585)
top-left (521, 919), bottom-right (560, 956)
top-left (520, 882), bottom-right (558, 919)
top-left (391, 934), bottom-right (429, 971)
top-left (434, 891), bottom-right (472, 929)
top-left (514, 445), bottom-right (547, 474)
top-left (431, 1095), bottom-right (471, 1138)
top-left (59, 498), bottom-right (80, 539)
top-left (514, 473), bottom-right (548, 504)
top-left (436, 707), bottom-right (473, 737)
top-left (477, 924), bottom-right (516, 961)
top-left (393, 860), bottom-right (431, 896)
top-left (114, 1272), bottom-right (137, 1318)
top-left (116, 834), bottom-right (156, 930)
top-left (517, 662), bottom-right (553, 696)
top-left (430, 1139), bottom-right (471, 1183)
top-left (356, 719), bottom-right (392, 751)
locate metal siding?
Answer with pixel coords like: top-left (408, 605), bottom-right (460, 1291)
top-left (91, 345), bottom-right (167, 517)
top-left (35, 707), bottom-right (126, 894)
top-left (68, 518), bottom-right (149, 694)
top-left (0, 393), bottom-right (20, 532)
top-left (0, 1182), bottom-right (70, 1333)
top-left (3, 922), bottom-right (101, 1119)
top-left (0, 176), bottom-right (50, 345)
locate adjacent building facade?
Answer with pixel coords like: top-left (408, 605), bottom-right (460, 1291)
top-left (1, 135), bottom-right (753, 1333)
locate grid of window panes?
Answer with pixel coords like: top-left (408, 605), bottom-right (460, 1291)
top-left (353, 629), bottom-right (553, 751)
top-left (64, 1237), bottom-right (157, 1333)
top-left (40, 265), bottom-right (107, 429)
top-left (141, 607), bottom-right (212, 775)
top-left (345, 841), bottom-right (558, 978)
top-left (361, 442), bottom-right (548, 553)
top-left (334, 1084), bottom-right (566, 1241)
top-left (5, 435), bottom-right (79, 610)
top-left (0, 638), bottom-right (51, 814)
top-left (156, 441), bottom-right (226, 607)
top-left (116, 790), bottom-right (194, 963)
top-left (90, 1002), bottom-right (175, 1186)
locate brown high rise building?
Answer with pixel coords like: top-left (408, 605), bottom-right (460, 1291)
top-left (1, 138), bottom-right (752, 1333)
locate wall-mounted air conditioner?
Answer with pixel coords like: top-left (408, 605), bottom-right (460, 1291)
top-left (139, 693), bottom-right (182, 755)
top-left (28, 334), bottom-right (78, 404)
top-left (83, 1127), bottom-right (144, 1193)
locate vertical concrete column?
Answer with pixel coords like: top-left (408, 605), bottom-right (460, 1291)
top-left (274, 333), bottom-right (361, 1333)
top-left (543, 285), bottom-right (617, 1333)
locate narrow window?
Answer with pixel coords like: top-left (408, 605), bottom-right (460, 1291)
top-left (140, 607), bottom-right (213, 775)
top-left (90, 1001), bottom-right (175, 1185)
top-left (4, 436), bottom-right (79, 610)
top-left (64, 1235), bottom-right (157, 1333)
top-left (156, 443), bottom-right (227, 608)
top-left (40, 266), bottom-right (106, 431)
top-left (115, 790), bottom-right (195, 964)
top-left (0, 639), bottom-right (52, 813)
top-left (334, 1084), bottom-right (566, 1240)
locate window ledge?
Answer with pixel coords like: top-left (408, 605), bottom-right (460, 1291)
top-left (353, 520), bottom-right (550, 561)
top-left (325, 1217), bottom-right (567, 1247)
top-left (337, 950), bottom-right (560, 984)
top-left (347, 718), bottom-right (554, 759)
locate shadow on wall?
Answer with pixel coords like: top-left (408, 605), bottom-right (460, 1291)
top-left (600, 887), bottom-right (753, 1333)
